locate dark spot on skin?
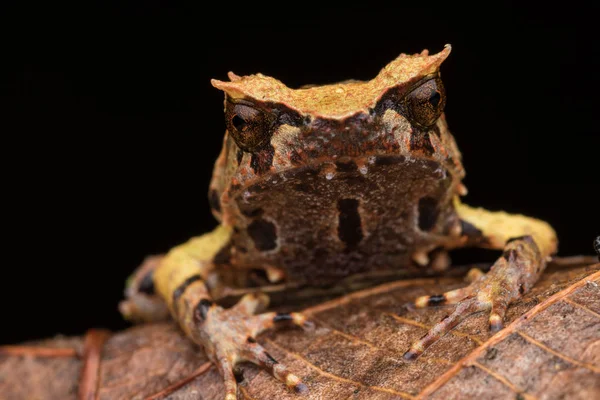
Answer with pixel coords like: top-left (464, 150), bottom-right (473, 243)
top-left (172, 274), bottom-right (202, 315)
top-left (250, 144), bottom-right (275, 175)
top-left (427, 295), bottom-right (445, 306)
top-left (233, 367), bottom-right (245, 383)
top-left (236, 149), bottom-right (243, 165)
top-left (335, 158), bottom-right (357, 172)
top-left (375, 155), bottom-right (403, 165)
top-left (172, 275), bottom-right (202, 304)
top-left (241, 207), bottom-right (264, 218)
top-left (273, 313), bottom-right (293, 323)
top-left (138, 271), bottom-right (155, 295)
top-left (247, 337), bottom-right (256, 343)
top-left (460, 220), bottom-right (483, 238)
top-left (262, 351), bottom-right (279, 373)
top-left (195, 299), bottom-right (214, 321)
top-left (516, 394), bottom-right (526, 400)
top-left (519, 284), bottom-right (525, 295)
top-left (209, 189), bottom-right (221, 213)
top-left (337, 199), bottom-right (363, 250)
top-left (431, 124), bottom-right (442, 137)
top-left (502, 249), bottom-right (518, 262)
top-left (354, 389), bottom-right (361, 394)
top-left (247, 219), bottom-right (278, 251)
top-left (418, 196), bottom-right (439, 231)
top-left (265, 352), bottom-right (278, 365)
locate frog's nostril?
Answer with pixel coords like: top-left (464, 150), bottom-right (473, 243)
top-left (337, 198), bottom-right (363, 250)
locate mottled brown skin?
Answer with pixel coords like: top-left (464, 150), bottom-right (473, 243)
top-left (120, 45), bottom-right (558, 399)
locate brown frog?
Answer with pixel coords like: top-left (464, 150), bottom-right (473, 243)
top-left (120, 44), bottom-right (558, 400)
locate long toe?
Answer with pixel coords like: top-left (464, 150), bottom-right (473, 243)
top-left (242, 340), bottom-right (308, 394)
top-left (404, 297), bottom-right (482, 360)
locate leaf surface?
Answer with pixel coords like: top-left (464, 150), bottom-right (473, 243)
top-left (1, 259), bottom-right (598, 400)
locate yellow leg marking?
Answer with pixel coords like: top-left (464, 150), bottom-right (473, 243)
top-left (517, 332), bottom-right (600, 373)
top-left (265, 339), bottom-right (415, 399)
top-left (153, 224), bottom-right (232, 309)
top-left (454, 197), bottom-right (558, 257)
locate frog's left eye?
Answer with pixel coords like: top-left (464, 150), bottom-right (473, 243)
top-left (227, 103), bottom-right (273, 152)
top-left (404, 77), bottom-right (446, 128)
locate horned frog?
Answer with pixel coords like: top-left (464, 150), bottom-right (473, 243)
top-left (120, 44), bottom-right (557, 399)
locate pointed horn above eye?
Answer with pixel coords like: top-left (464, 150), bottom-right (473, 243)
top-left (211, 72), bottom-right (290, 100)
top-left (210, 78), bottom-right (246, 98)
top-left (228, 71), bottom-right (242, 81)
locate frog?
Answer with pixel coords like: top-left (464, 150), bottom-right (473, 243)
top-left (119, 44), bottom-right (558, 400)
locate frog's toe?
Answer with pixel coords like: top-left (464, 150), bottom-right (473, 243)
top-left (241, 338), bottom-right (308, 394)
top-left (414, 285), bottom-right (475, 309)
top-left (405, 236), bottom-right (544, 360)
top-left (404, 295), bottom-right (482, 360)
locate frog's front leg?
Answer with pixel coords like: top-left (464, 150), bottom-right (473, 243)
top-left (404, 198), bottom-right (558, 360)
top-left (144, 225), bottom-right (309, 400)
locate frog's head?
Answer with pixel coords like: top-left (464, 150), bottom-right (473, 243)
top-left (209, 45), bottom-right (465, 223)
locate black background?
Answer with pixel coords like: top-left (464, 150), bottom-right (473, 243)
top-left (2, 2), bottom-right (598, 345)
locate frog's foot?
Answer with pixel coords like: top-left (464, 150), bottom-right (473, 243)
top-left (404, 235), bottom-right (543, 360)
top-left (198, 293), bottom-right (311, 399)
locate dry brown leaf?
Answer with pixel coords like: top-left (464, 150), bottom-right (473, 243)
top-left (1, 258), bottom-right (599, 400)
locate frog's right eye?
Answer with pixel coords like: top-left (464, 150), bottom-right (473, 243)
top-left (227, 104), bottom-right (273, 152)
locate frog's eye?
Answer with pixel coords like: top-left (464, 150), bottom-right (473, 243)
top-left (227, 103), bottom-right (272, 151)
top-left (404, 77), bottom-right (446, 128)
